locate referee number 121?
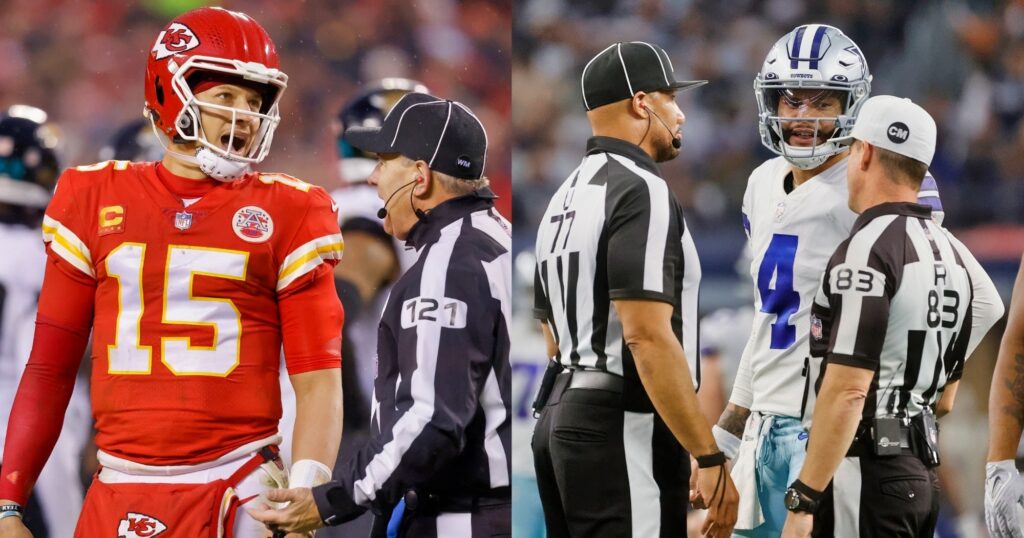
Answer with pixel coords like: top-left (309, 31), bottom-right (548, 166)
top-left (401, 296), bottom-right (469, 329)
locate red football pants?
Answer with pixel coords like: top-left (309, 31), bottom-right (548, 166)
top-left (74, 447), bottom-right (275, 537)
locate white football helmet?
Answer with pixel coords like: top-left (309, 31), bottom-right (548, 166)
top-left (755, 24), bottom-right (871, 170)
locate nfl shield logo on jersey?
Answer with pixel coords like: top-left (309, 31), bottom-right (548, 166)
top-left (117, 512), bottom-right (167, 537)
top-left (174, 211), bottom-right (192, 231)
top-left (810, 314), bottom-right (823, 341)
top-left (774, 201), bottom-right (786, 222)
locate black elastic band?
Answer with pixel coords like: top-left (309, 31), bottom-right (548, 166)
top-left (790, 478), bottom-right (824, 502)
top-left (696, 451), bottom-right (726, 468)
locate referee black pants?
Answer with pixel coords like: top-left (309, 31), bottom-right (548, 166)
top-left (813, 454), bottom-right (938, 537)
top-left (532, 373), bottom-right (689, 537)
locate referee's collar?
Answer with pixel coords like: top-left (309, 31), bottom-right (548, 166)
top-left (853, 201), bottom-right (932, 232)
top-left (586, 136), bottom-right (659, 175)
top-left (405, 187), bottom-right (497, 249)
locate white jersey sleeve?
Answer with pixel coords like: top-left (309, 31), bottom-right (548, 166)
top-left (0, 224), bottom-right (48, 434)
top-left (943, 230), bottom-right (1004, 359)
top-left (730, 177), bottom-right (758, 409)
top-left (0, 223), bottom-right (88, 531)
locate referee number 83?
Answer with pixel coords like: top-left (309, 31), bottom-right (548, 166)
top-left (926, 289), bottom-right (960, 329)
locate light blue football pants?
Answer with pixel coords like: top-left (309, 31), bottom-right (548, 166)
top-left (734, 414), bottom-right (808, 538)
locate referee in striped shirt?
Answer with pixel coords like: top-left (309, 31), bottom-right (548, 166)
top-left (780, 96), bottom-right (1003, 537)
top-left (250, 93), bottom-right (512, 537)
top-left (531, 41), bottom-right (738, 538)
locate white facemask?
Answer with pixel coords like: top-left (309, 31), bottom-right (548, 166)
top-left (149, 118), bottom-right (250, 181)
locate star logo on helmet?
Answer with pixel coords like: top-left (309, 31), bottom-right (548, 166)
top-left (151, 23), bottom-right (200, 61)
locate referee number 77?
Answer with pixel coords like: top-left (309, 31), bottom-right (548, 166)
top-left (549, 211), bottom-right (576, 253)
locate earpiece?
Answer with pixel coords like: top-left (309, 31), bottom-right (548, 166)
top-left (646, 104), bottom-right (683, 149)
top-left (377, 178), bottom-right (420, 219)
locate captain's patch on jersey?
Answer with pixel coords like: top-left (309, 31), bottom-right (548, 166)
top-left (151, 23), bottom-right (200, 60)
top-left (232, 205), bottom-right (273, 243)
top-left (829, 263), bottom-right (885, 298)
top-left (117, 512), bottom-right (167, 537)
top-left (98, 205), bottom-right (125, 236)
top-left (401, 296), bottom-right (468, 329)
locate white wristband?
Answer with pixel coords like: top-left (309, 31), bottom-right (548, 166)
top-left (290, 459), bottom-right (332, 488)
top-left (712, 425), bottom-right (741, 460)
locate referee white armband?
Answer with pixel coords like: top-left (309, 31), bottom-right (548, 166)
top-left (712, 425), bottom-right (741, 460)
top-left (290, 459), bottom-right (333, 488)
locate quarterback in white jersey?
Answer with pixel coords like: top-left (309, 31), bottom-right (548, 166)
top-left (712, 25), bottom-right (949, 536)
top-left (735, 154), bottom-right (942, 412)
top-left (733, 159), bottom-right (952, 422)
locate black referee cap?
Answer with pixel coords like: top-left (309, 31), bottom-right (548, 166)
top-left (344, 92), bottom-right (487, 180)
top-left (581, 41), bottom-right (707, 111)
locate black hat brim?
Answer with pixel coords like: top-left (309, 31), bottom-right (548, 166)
top-left (664, 80), bottom-right (709, 92)
top-left (343, 126), bottom-right (396, 154)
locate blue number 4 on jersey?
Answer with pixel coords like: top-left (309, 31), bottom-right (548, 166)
top-left (758, 234), bottom-right (800, 349)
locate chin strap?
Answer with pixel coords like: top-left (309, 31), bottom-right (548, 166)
top-left (165, 147), bottom-right (249, 182)
top-left (193, 147), bottom-right (250, 181)
top-left (148, 115), bottom-right (251, 182)
top-left (780, 141), bottom-right (837, 170)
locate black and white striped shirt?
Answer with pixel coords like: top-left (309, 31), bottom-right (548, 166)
top-left (313, 190), bottom-right (512, 524)
top-left (533, 136), bottom-right (702, 390)
top-left (809, 202), bottom-right (1000, 420)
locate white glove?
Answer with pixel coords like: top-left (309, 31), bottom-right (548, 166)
top-left (986, 460), bottom-right (1024, 538)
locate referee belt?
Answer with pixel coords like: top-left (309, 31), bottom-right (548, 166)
top-left (567, 370), bottom-right (624, 392)
top-left (846, 420), bottom-right (915, 458)
top-left (556, 369), bottom-right (655, 412)
top-left (403, 486), bottom-right (510, 514)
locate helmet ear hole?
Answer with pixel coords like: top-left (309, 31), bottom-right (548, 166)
top-left (155, 77), bottom-right (164, 106)
top-left (176, 114), bottom-right (194, 138)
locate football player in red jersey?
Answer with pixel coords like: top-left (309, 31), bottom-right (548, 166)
top-left (0, 7), bottom-right (344, 537)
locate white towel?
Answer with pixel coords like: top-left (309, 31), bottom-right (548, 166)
top-left (732, 412), bottom-right (766, 530)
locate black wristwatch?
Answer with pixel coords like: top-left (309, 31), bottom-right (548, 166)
top-left (785, 479), bottom-right (822, 514)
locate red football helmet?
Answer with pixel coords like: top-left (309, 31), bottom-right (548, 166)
top-left (144, 7), bottom-right (288, 167)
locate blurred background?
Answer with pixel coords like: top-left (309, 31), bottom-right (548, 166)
top-left (512, 1), bottom-right (1024, 537)
top-left (0, 0), bottom-right (511, 205)
top-left (0, 0), bottom-right (509, 536)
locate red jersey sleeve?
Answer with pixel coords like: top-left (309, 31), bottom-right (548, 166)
top-left (270, 180), bottom-right (344, 374)
top-left (41, 169), bottom-right (97, 283)
top-left (280, 263), bottom-right (344, 375)
top-left (275, 185), bottom-right (344, 295)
